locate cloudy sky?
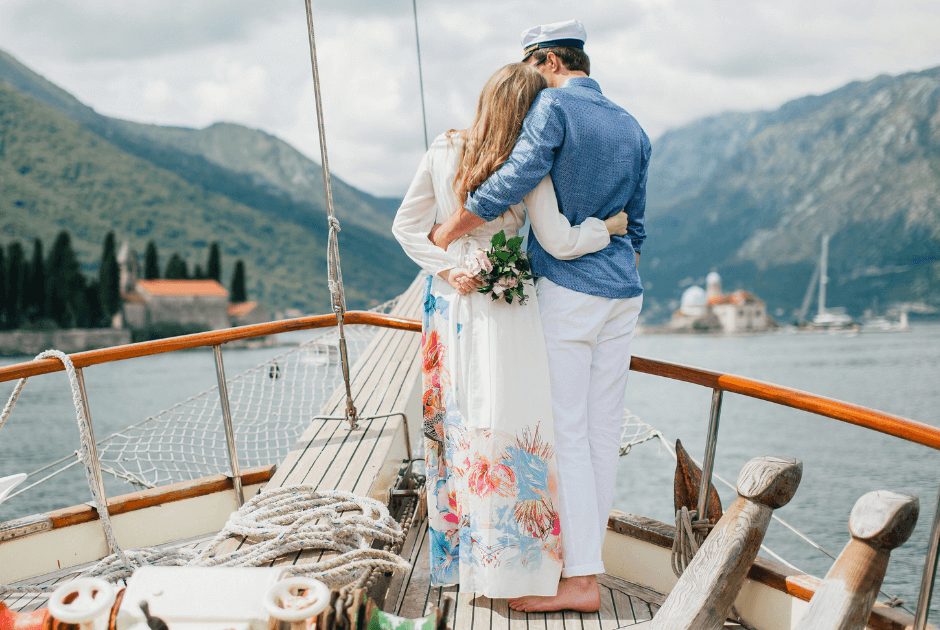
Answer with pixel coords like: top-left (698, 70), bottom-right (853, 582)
top-left (2, 0), bottom-right (939, 197)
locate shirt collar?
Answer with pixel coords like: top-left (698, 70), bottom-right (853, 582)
top-left (561, 76), bottom-right (601, 93)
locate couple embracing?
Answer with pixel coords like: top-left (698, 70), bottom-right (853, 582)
top-left (392, 19), bottom-right (650, 613)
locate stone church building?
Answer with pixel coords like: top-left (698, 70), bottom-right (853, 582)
top-left (117, 242), bottom-right (267, 332)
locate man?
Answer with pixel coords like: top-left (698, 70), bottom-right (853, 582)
top-left (430, 19), bottom-right (650, 612)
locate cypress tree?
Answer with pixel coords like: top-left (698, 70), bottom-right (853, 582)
top-left (84, 280), bottom-right (104, 328)
top-left (193, 264), bottom-right (205, 280)
top-left (207, 242), bottom-right (221, 283)
top-left (25, 238), bottom-right (46, 321)
top-left (6, 242), bottom-right (26, 327)
top-left (164, 253), bottom-right (189, 280)
top-left (144, 241), bottom-right (160, 280)
top-left (0, 247), bottom-right (6, 328)
top-left (230, 260), bottom-right (247, 303)
top-left (46, 231), bottom-right (83, 327)
top-left (99, 231), bottom-right (120, 317)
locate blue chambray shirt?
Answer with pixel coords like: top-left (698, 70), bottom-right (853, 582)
top-left (465, 77), bottom-right (650, 299)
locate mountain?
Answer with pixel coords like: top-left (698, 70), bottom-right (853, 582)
top-left (643, 67), bottom-right (940, 322)
top-left (0, 49), bottom-right (416, 313)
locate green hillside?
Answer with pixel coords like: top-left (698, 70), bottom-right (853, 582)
top-left (0, 81), bottom-right (417, 313)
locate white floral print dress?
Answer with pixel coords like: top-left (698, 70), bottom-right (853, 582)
top-left (392, 133), bottom-right (611, 598)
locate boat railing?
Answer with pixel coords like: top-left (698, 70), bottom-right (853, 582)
top-left (0, 312), bottom-right (937, 628)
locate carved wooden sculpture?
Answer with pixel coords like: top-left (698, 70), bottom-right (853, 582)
top-left (649, 455), bottom-right (803, 630)
top-left (797, 490), bottom-right (919, 630)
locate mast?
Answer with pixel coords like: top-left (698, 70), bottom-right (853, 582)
top-left (818, 234), bottom-right (829, 319)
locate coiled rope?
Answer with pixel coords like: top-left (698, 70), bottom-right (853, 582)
top-left (0, 352), bottom-right (409, 595)
top-left (671, 506), bottom-right (714, 578)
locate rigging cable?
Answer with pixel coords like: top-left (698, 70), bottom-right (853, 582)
top-left (302, 0), bottom-right (359, 430)
top-left (412, 0), bottom-right (429, 150)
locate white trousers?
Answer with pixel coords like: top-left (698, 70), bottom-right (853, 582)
top-left (536, 277), bottom-right (643, 578)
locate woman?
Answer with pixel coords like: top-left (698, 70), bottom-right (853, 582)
top-left (392, 63), bottom-right (628, 599)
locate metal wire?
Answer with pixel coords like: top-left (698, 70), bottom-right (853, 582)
top-left (411, 0), bottom-right (429, 151)
top-left (303, 0), bottom-right (359, 430)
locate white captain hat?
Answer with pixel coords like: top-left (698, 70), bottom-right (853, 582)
top-left (521, 19), bottom-right (586, 61)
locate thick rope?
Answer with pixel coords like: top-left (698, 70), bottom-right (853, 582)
top-left (2, 487), bottom-right (410, 594)
top-left (671, 507), bottom-right (713, 578)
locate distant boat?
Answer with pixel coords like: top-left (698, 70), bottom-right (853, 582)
top-left (797, 234), bottom-right (856, 328)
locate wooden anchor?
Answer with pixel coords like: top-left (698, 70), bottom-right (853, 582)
top-left (637, 455), bottom-right (803, 630)
top-left (797, 490), bottom-right (919, 630)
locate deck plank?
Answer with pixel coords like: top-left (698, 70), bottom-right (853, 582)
top-left (608, 585), bottom-right (636, 627)
top-left (398, 525), bottom-right (433, 619)
top-left (491, 594), bottom-right (511, 630)
top-left (267, 274), bottom-right (424, 490)
top-left (472, 595), bottom-right (493, 630)
top-left (386, 513), bottom-right (424, 613)
top-left (597, 585), bottom-right (619, 630)
top-left (453, 590), bottom-right (477, 630)
top-left (562, 608), bottom-right (583, 630)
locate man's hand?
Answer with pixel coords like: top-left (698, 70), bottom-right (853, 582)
top-left (604, 211), bottom-right (629, 236)
top-left (430, 208), bottom-right (487, 250)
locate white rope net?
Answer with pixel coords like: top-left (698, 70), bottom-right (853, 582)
top-left (95, 324), bottom-right (380, 489)
top-left (2, 298), bottom-right (401, 500)
top-left (618, 408), bottom-right (662, 456)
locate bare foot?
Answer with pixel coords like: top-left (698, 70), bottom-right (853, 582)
top-left (508, 575), bottom-right (601, 612)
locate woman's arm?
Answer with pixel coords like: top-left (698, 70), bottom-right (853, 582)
top-left (392, 152), bottom-right (459, 276)
top-left (392, 152), bottom-right (478, 294)
top-left (524, 175), bottom-right (625, 260)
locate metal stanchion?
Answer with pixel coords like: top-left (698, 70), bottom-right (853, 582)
top-left (914, 481), bottom-right (940, 629)
top-left (213, 345), bottom-right (244, 507)
top-left (697, 389), bottom-right (723, 521)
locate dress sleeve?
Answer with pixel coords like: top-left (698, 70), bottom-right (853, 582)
top-left (524, 175), bottom-right (610, 261)
top-left (392, 151), bottom-right (459, 275)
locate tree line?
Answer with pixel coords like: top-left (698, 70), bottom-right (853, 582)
top-left (0, 231), bottom-right (249, 330)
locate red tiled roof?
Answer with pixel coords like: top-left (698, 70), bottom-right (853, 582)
top-left (228, 301), bottom-right (258, 316)
top-left (136, 280), bottom-right (229, 297)
top-left (708, 290), bottom-right (762, 306)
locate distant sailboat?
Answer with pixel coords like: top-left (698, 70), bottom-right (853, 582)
top-left (812, 234), bottom-right (855, 328)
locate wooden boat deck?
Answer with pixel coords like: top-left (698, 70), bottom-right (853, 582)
top-left (386, 515), bottom-right (665, 630)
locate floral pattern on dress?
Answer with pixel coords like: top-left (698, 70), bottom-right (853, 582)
top-left (422, 278), bottom-right (563, 596)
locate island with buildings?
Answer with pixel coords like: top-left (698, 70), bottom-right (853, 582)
top-left (664, 272), bottom-right (777, 334)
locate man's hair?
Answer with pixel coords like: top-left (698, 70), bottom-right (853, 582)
top-left (532, 46), bottom-right (590, 75)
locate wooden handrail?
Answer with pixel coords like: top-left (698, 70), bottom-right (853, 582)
top-left (0, 312), bottom-right (422, 382)
top-left (629, 355), bottom-right (940, 452)
top-left (0, 313), bottom-right (937, 452)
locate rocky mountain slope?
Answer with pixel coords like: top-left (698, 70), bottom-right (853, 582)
top-left (643, 67), bottom-right (940, 321)
top-left (0, 50), bottom-right (416, 313)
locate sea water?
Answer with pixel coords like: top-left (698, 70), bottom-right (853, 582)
top-left (0, 324), bottom-right (938, 616)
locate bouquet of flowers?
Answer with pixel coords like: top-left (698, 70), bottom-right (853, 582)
top-left (464, 230), bottom-right (534, 304)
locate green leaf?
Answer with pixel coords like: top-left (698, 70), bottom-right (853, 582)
top-left (491, 230), bottom-right (507, 248)
top-left (495, 250), bottom-right (511, 261)
top-left (507, 236), bottom-right (523, 250)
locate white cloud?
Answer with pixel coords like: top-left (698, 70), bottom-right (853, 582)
top-left (1, 0), bottom-right (939, 196)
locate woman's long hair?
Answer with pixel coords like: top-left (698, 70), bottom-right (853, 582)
top-left (449, 63), bottom-right (547, 209)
